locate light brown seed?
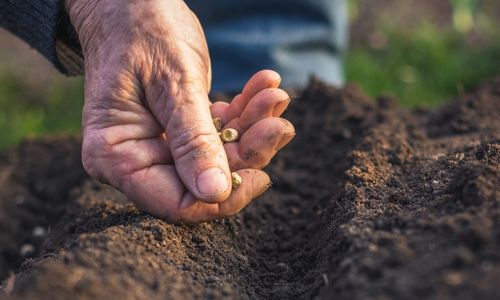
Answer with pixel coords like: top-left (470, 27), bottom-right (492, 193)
top-left (32, 226), bottom-right (46, 238)
top-left (212, 117), bottom-right (223, 132)
top-left (231, 172), bottom-right (242, 189)
top-left (221, 128), bottom-right (239, 143)
top-left (20, 244), bottom-right (35, 257)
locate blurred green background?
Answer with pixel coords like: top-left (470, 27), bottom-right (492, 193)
top-left (1, 0), bottom-right (500, 149)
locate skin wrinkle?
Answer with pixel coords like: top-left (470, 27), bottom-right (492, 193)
top-left (170, 130), bottom-right (217, 161)
top-left (129, 66), bottom-right (149, 110)
top-left (66, 0), bottom-right (295, 221)
top-left (108, 144), bottom-right (159, 190)
top-left (84, 55), bottom-right (162, 135)
top-left (66, 1), bottom-right (96, 49)
top-left (117, 140), bottom-right (151, 169)
top-left (117, 66), bottom-right (143, 101)
top-left (129, 9), bottom-right (209, 123)
top-left (148, 81), bottom-right (178, 129)
top-left (138, 21), bottom-right (207, 95)
top-left (107, 156), bottom-right (133, 182)
top-left (90, 122), bottom-right (162, 145)
top-left (105, 139), bottom-right (173, 196)
top-left (84, 131), bottom-right (138, 183)
top-left (81, 129), bottom-right (112, 181)
top-left (76, 1), bottom-right (121, 56)
top-left (84, 102), bottom-right (157, 134)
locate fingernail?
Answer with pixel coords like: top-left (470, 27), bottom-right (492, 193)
top-left (276, 132), bottom-right (296, 150)
top-left (273, 99), bottom-right (290, 116)
top-left (196, 167), bottom-right (229, 196)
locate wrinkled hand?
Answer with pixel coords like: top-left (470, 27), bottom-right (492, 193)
top-left (66, 0), bottom-right (295, 222)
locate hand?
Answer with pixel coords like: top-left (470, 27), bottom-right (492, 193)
top-left (66, 0), bottom-right (295, 222)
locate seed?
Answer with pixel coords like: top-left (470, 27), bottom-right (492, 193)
top-left (212, 117), bottom-right (223, 132)
top-left (32, 226), bottom-right (46, 238)
top-left (231, 172), bottom-right (242, 189)
top-left (20, 244), bottom-right (35, 257)
top-left (220, 128), bottom-right (239, 143)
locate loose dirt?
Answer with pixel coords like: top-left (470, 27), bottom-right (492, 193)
top-left (0, 78), bottom-right (499, 299)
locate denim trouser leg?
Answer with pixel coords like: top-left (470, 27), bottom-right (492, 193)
top-left (186, 0), bottom-right (348, 92)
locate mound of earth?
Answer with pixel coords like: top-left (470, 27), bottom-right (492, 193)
top-left (0, 78), bottom-right (499, 300)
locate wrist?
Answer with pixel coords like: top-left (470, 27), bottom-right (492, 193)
top-left (64, 0), bottom-right (117, 55)
top-left (65, 0), bottom-right (92, 33)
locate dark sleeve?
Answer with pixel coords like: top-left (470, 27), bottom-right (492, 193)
top-left (0, 0), bottom-right (84, 75)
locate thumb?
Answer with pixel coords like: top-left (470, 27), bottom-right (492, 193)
top-left (162, 87), bottom-right (231, 203)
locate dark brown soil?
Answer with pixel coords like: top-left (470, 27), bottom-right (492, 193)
top-left (1, 78), bottom-right (499, 300)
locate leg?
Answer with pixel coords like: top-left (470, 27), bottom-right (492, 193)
top-left (186, 0), bottom-right (348, 91)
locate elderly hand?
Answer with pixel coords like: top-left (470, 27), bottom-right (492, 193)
top-left (65, 0), bottom-right (295, 223)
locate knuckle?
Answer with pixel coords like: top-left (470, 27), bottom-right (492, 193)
top-left (170, 129), bottom-right (219, 161)
top-left (82, 130), bottom-right (132, 186)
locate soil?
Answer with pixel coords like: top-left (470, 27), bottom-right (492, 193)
top-left (0, 78), bottom-right (499, 300)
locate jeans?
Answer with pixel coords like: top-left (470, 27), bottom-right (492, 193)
top-left (186, 0), bottom-right (348, 91)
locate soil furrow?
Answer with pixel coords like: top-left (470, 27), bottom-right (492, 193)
top-left (1, 78), bottom-right (499, 299)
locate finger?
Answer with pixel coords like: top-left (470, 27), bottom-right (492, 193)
top-left (177, 169), bottom-right (271, 223)
top-left (210, 101), bottom-right (229, 124)
top-left (83, 99), bottom-right (165, 146)
top-left (225, 70), bottom-right (281, 122)
top-left (155, 86), bottom-right (231, 203)
top-left (82, 133), bottom-right (174, 186)
top-left (223, 88), bottom-right (290, 134)
top-left (242, 70), bottom-right (281, 99)
top-left (121, 164), bottom-right (186, 221)
top-left (224, 118), bottom-right (295, 170)
top-left (109, 135), bottom-right (173, 167)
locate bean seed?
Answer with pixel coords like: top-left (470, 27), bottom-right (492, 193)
top-left (221, 128), bottom-right (239, 143)
top-left (212, 117), bottom-right (222, 132)
top-left (20, 244), bottom-right (35, 257)
top-left (231, 172), bottom-right (242, 189)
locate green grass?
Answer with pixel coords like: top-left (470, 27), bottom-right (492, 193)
top-left (1, 24), bottom-right (500, 149)
top-left (0, 73), bottom-right (83, 149)
top-left (346, 24), bottom-right (500, 106)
